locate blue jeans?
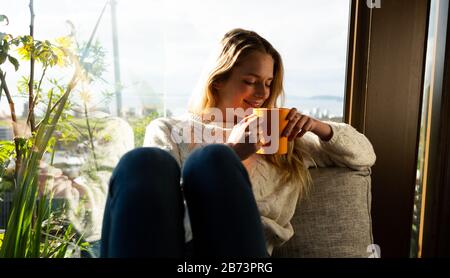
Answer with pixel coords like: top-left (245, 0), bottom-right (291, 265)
top-left (100, 144), bottom-right (268, 258)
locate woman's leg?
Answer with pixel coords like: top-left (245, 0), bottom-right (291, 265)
top-left (100, 147), bottom-right (185, 257)
top-left (182, 144), bottom-right (268, 258)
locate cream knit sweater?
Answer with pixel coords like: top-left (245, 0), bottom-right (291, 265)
top-left (143, 113), bottom-right (376, 255)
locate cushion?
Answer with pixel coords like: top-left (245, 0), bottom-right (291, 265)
top-left (272, 167), bottom-right (373, 257)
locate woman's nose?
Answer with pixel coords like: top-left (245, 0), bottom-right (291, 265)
top-left (254, 83), bottom-right (269, 99)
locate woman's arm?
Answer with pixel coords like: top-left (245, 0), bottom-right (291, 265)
top-left (310, 120), bottom-right (333, 142)
top-left (282, 107), bottom-right (375, 169)
top-left (300, 121), bottom-right (376, 170)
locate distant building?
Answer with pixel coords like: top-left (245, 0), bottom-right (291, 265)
top-left (22, 102), bottom-right (29, 119)
top-left (143, 106), bottom-right (159, 116)
top-left (305, 107), bottom-right (343, 122)
top-left (0, 126), bottom-right (13, 140)
top-left (0, 109), bottom-right (13, 140)
top-left (125, 107), bottom-right (138, 117)
top-left (307, 107), bottom-right (330, 119)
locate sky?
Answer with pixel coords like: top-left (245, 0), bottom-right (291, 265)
top-left (1, 0), bottom-right (351, 117)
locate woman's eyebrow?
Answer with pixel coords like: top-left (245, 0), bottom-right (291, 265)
top-left (243, 73), bottom-right (273, 80)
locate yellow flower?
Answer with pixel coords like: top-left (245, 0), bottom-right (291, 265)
top-left (52, 46), bottom-right (67, 67)
top-left (17, 44), bottom-right (32, 60)
top-left (55, 36), bottom-right (73, 49)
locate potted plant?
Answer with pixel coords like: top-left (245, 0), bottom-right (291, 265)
top-left (0, 0), bottom-right (107, 258)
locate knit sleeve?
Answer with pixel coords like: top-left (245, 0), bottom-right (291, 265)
top-left (300, 121), bottom-right (376, 170)
top-left (143, 118), bottom-right (182, 166)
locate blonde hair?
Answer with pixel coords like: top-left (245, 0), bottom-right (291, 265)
top-left (188, 28), bottom-right (312, 198)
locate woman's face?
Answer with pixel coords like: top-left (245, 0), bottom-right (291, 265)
top-left (215, 51), bottom-right (274, 112)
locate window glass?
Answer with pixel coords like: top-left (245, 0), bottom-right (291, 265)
top-left (0, 0), bottom-right (351, 256)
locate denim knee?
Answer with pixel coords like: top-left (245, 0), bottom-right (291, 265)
top-left (182, 144), bottom-right (245, 192)
top-left (183, 144), bottom-right (239, 173)
top-left (115, 147), bottom-right (178, 174)
top-left (110, 147), bottom-right (180, 195)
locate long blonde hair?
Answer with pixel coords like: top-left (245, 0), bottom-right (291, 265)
top-left (189, 28), bottom-right (312, 198)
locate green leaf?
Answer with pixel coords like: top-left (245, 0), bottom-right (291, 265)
top-left (8, 55), bottom-right (19, 71)
top-left (0, 141), bottom-right (15, 165)
top-left (10, 38), bottom-right (19, 46)
top-left (0, 52), bottom-right (6, 64)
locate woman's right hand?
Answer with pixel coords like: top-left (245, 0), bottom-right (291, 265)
top-left (226, 114), bottom-right (264, 161)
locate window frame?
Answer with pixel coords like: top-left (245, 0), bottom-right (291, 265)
top-left (344, 0), bottom-right (433, 257)
top-left (420, 0), bottom-right (450, 257)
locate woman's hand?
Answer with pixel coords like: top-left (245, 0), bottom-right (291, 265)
top-left (282, 108), bottom-right (333, 141)
top-left (226, 114), bottom-right (265, 160)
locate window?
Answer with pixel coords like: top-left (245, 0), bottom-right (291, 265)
top-left (159, 0), bottom-right (351, 121)
top-left (411, 0), bottom-right (449, 258)
top-left (0, 0), bottom-right (351, 256)
top-left (1, 0), bottom-right (351, 123)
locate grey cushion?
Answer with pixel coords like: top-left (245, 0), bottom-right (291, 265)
top-left (272, 167), bottom-right (373, 258)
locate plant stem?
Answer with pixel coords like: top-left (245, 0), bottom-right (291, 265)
top-left (84, 102), bottom-right (98, 171)
top-left (68, 121), bottom-right (87, 138)
top-left (0, 71), bottom-right (18, 136)
top-left (28, 0), bottom-right (36, 132)
top-left (0, 70), bottom-right (21, 177)
top-left (36, 96), bottom-right (63, 130)
top-left (26, 63), bottom-right (48, 129)
top-left (50, 143), bottom-right (56, 166)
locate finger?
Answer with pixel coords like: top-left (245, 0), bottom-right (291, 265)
top-left (256, 116), bottom-right (265, 128)
top-left (238, 113), bottom-right (258, 126)
top-left (285, 107), bottom-right (298, 121)
top-left (288, 116), bottom-right (309, 141)
top-left (244, 118), bottom-right (259, 131)
top-left (236, 114), bottom-right (258, 133)
top-left (282, 113), bottom-right (300, 137)
top-left (287, 120), bottom-right (303, 141)
top-left (245, 114), bottom-right (260, 129)
top-left (236, 109), bottom-right (257, 123)
top-left (297, 118), bottom-right (313, 138)
top-left (256, 136), bottom-right (264, 148)
top-left (247, 123), bottom-right (260, 143)
top-left (257, 129), bottom-right (269, 145)
top-left (244, 113), bottom-right (258, 122)
top-left (255, 129), bottom-right (270, 148)
top-left (243, 131), bottom-right (251, 143)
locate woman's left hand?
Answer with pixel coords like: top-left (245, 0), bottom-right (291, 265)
top-left (282, 108), bottom-right (333, 141)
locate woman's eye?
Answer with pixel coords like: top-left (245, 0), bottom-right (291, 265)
top-left (265, 83), bottom-right (271, 87)
top-left (244, 80), bottom-right (255, 85)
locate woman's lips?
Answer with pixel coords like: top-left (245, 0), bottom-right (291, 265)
top-left (244, 99), bottom-right (263, 108)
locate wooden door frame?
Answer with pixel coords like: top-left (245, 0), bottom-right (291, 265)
top-left (344, 0), bottom-right (431, 257)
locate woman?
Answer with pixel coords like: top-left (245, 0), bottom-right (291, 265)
top-left (100, 28), bottom-right (376, 258)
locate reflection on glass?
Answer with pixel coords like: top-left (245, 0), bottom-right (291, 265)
top-left (410, 0), bottom-right (438, 258)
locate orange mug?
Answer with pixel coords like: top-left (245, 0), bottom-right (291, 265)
top-left (253, 108), bottom-right (290, 155)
